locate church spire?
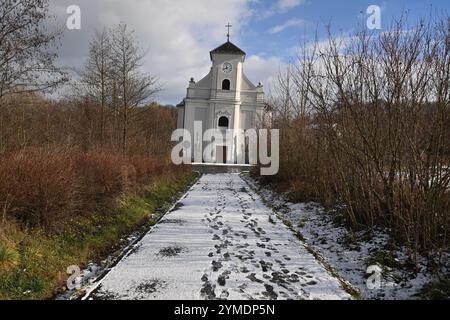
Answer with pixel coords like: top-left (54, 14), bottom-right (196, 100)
top-left (225, 22), bottom-right (232, 42)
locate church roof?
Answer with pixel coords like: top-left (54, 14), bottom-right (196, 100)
top-left (176, 99), bottom-right (185, 108)
top-left (210, 41), bottom-right (246, 59)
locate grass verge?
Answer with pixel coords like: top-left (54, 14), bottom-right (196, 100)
top-left (0, 171), bottom-right (198, 300)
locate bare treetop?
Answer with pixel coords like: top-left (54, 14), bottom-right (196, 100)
top-left (0, 0), bottom-right (67, 100)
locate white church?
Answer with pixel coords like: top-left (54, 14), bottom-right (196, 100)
top-left (177, 26), bottom-right (268, 164)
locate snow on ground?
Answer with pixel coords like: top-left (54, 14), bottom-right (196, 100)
top-left (243, 174), bottom-right (449, 300)
top-left (84, 174), bottom-right (351, 300)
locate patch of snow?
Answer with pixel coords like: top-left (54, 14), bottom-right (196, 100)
top-left (243, 174), bottom-right (449, 300)
top-left (83, 174), bottom-right (351, 300)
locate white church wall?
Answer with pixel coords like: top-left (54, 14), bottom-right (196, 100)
top-left (195, 70), bottom-right (213, 88)
top-left (187, 87), bottom-right (211, 99)
top-left (240, 110), bottom-right (256, 130)
top-left (178, 39), bottom-right (266, 164)
top-left (241, 74), bottom-right (257, 90)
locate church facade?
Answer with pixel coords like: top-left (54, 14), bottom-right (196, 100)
top-left (177, 38), bottom-right (266, 164)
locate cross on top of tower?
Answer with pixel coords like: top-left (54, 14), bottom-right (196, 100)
top-left (226, 22), bottom-right (232, 41)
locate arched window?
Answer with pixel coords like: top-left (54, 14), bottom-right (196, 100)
top-left (218, 116), bottom-right (229, 128)
top-left (222, 79), bottom-right (231, 90)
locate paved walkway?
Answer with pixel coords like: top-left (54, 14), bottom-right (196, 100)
top-left (87, 174), bottom-right (351, 300)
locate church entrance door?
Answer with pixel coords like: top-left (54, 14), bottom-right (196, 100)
top-left (216, 146), bottom-right (227, 164)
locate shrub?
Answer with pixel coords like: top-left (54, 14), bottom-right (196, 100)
top-left (0, 146), bottom-right (186, 230)
top-left (266, 15), bottom-right (450, 260)
top-left (0, 147), bottom-right (79, 228)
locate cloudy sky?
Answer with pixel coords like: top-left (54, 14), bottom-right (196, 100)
top-left (50, 0), bottom-right (449, 105)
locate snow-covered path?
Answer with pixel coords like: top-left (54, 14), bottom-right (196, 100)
top-left (87, 174), bottom-right (351, 300)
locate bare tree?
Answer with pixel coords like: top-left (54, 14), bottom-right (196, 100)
top-left (80, 29), bottom-right (113, 143)
top-left (0, 0), bottom-right (66, 100)
top-left (109, 23), bottom-right (161, 152)
top-left (271, 14), bottom-right (450, 261)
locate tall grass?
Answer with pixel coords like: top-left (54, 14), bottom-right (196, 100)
top-left (0, 146), bottom-right (187, 230)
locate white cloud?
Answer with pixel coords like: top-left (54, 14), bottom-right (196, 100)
top-left (269, 18), bottom-right (305, 34)
top-left (244, 55), bottom-right (287, 94)
top-left (303, 34), bottom-right (355, 55)
top-left (50, 0), bottom-right (255, 104)
top-left (277, 0), bottom-right (305, 10)
top-left (258, 0), bottom-right (305, 19)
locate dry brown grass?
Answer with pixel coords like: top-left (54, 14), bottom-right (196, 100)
top-left (0, 147), bottom-right (79, 228)
top-left (0, 146), bottom-right (185, 231)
